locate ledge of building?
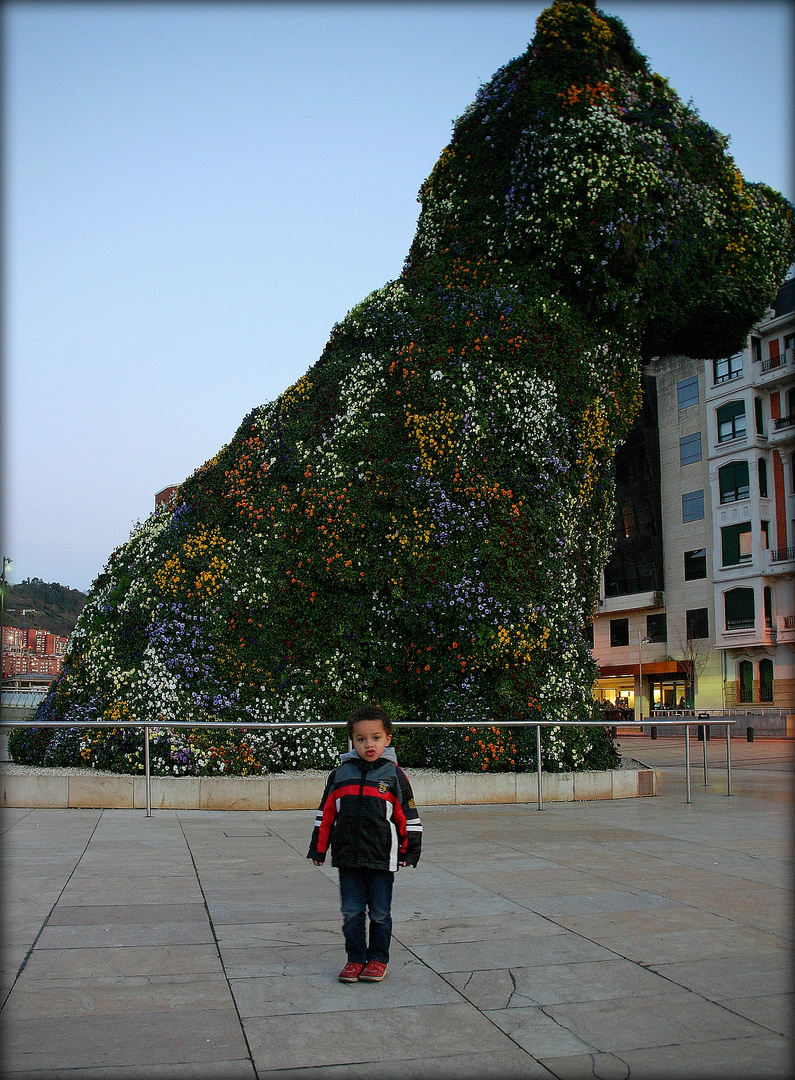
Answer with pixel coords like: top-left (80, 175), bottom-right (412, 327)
top-left (0, 764), bottom-right (657, 810)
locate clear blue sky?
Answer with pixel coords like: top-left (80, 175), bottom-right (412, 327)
top-left (3, 1), bottom-right (793, 594)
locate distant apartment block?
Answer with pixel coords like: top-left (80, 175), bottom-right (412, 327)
top-left (591, 273), bottom-right (795, 720)
top-left (2, 626), bottom-right (69, 681)
top-left (155, 485), bottom-right (179, 508)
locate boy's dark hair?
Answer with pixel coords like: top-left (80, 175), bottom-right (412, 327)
top-left (346, 704), bottom-right (393, 737)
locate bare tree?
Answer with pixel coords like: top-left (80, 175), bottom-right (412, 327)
top-left (673, 623), bottom-right (711, 710)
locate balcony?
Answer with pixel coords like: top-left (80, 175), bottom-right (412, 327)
top-left (768, 413), bottom-right (795, 447)
top-left (771, 546), bottom-right (795, 563)
top-left (777, 614), bottom-right (795, 643)
top-left (754, 346), bottom-right (793, 387)
top-left (767, 547), bottom-right (795, 576)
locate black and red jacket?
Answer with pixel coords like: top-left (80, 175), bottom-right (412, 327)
top-left (307, 747), bottom-right (422, 872)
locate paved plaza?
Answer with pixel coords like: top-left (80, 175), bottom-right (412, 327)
top-left (1, 736), bottom-right (793, 1079)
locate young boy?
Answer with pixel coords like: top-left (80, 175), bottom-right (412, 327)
top-left (307, 704), bottom-right (422, 983)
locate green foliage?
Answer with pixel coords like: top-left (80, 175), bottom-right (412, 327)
top-left (28, 0), bottom-right (794, 776)
top-left (7, 726), bottom-right (53, 766)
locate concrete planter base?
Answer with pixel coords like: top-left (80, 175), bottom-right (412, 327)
top-left (1, 765), bottom-right (656, 810)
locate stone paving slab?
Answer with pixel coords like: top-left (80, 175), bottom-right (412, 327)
top-left (649, 951), bottom-right (793, 999)
top-left (18, 945), bottom-right (224, 980)
top-left (444, 955), bottom-right (682, 1010)
top-left (0, 973), bottom-right (233, 1020)
top-left (1, 1008), bottom-right (249, 1071)
top-left (0, 1067), bottom-right (255, 1080)
top-left (1, 737), bottom-right (793, 1080)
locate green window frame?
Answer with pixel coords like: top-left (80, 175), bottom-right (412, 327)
top-left (721, 522), bottom-right (752, 566)
top-left (717, 401), bottom-right (746, 443)
top-left (725, 588), bottom-right (755, 631)
top-left (719, 460), bottom-right (750, 503)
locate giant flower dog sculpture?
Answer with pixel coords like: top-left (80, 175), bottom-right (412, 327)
top-left (34, 0), bottom-right (794, 774)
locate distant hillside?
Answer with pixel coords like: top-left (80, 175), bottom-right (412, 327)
top-left (3, 578), bottom-right (87, 638)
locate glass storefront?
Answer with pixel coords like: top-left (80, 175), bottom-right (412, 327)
top-left (650, 675), bottom-right (690, 711)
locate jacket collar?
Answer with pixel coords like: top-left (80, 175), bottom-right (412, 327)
top-left (340, 746), bottom-right (398, 770)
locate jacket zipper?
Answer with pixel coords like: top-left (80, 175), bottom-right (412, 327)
top-left (352, 762), bottom-right (366, 864)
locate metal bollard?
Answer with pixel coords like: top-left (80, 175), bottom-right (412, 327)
top-left (536, 724), bottom-right (543, 811)
top-left (144, 724), bottom-right (151, 818)
top-left (747, 726), bottom-right (754, 742)
top-left (650, 725), bottom-right (657, 740)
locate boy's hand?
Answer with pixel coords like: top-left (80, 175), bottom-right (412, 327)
top-left (399, 861), bottom-right (409, 866)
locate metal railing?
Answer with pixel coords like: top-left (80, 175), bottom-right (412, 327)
top-left (771, 547), bottom-right (795, 563)
top-left (0, 716), bottom-right (735, 813)
top-left (760, 355), bottom-right (786, 374)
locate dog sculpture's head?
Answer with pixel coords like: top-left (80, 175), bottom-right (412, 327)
top-left (405, 0), bottom-right (793, 363)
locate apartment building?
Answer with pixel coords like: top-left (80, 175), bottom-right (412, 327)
top-left (708, 276), bottom-right (795, 707)
top-left (591, 274), bottom-right (795, 719)
top-left (2, 626), bottom-right (68, 681)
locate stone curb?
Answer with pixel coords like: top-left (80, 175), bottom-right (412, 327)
top-left (0, 766), bottom-right (656, 809)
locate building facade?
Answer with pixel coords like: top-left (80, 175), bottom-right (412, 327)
top-left (591, 274), bottom-right (795, 719)
top-left (2, 626), bottom-right (68, 683)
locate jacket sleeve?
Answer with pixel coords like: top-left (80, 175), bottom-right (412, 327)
top-left (396, 768), bottom-right (422, 866)
top-left (307, 770), bottom-right (337, 863)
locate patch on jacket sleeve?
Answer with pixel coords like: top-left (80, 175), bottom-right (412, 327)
top-left (378, 780), bottom-right (390, 793)
top-left (408, 798), bottom-right (416, 809)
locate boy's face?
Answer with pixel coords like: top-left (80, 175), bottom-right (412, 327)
top-left (351, 719), bottom-right (392, 763)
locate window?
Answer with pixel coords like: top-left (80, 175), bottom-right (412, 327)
top-left (686, 608), bottom-right (709, 640)
top-left (738, 659), bottom-right (753, 701)
top-left (684, 548), bottom-right (707, 580)
top-left (759, 658), bottom-right (773, 702)
top-left (755, 396), bottom-right (764, 435)
top-left (785, 333), bottom-right (794, 355)
top-left (714, 353), bottom-right (743, 383)
top-left (722, 522), bottom-right (752, 566)
top-left (582, 623), bottom-right (594, 649)
top-left (610, 618), bottom-right (629, 647)
top-left (719, 461), bottom-right (749, 503)
top-left (622, 504), bottom-right (636, 538)
top-left (717, 401), bottom-right (746, 442)
top-left (725, 588), bottom-right (754, 631)
top-left (751, 337), bottom-right (762, 363)
top-left (761, 520), bottom-right (769, 549)
top-left (680, 432), bottom-right (702, 466)
top-left (682, 490), bottom-right (704, 522)
top-left (764, 586), bottom-right (772, 629)
top-left (759, 457), bottom-right (768, 498)
top-left (677, 376), bottom-right (699, 410)
top-left (646, 613), bottom-right (667, 643)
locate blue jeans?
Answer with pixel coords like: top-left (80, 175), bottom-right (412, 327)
top-left (338, 867), bottom-right (394, 964)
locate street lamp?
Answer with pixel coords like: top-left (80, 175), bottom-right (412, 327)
top-left (638, 632), bottom-right (651, 722)
top-left (0, 557), bottom-right (12, 716)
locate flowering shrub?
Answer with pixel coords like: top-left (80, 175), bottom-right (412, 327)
top-left (20, 0), bottom-right (794, 776)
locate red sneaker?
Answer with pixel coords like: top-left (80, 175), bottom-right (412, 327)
top-left (359, 961), bottom-right (387, 982)
top-left (338, 961), bottom-right (366, 983)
